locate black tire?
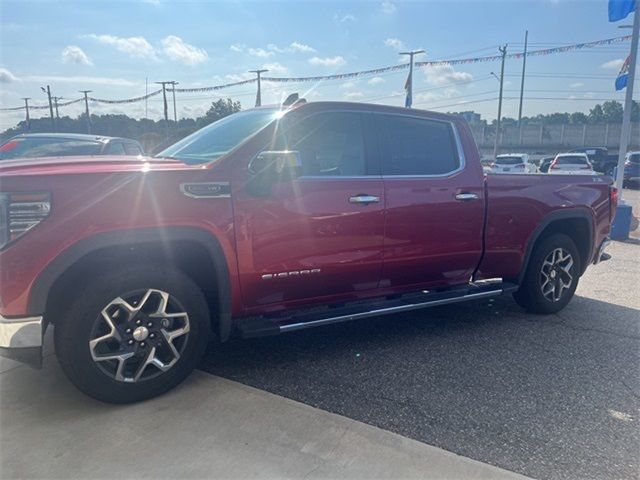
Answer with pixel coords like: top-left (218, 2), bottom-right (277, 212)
top-left (55, 265), bottom-right (210, 403)
top-left (513, 233), bottom-right (580, 314)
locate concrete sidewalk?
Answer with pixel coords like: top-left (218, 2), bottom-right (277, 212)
top-left (0, 355), bottom-right (529, 480)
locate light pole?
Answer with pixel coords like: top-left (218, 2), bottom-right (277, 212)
top-left (518, 30), bottom-right (529, 126)
top-left (614, 6), bottom-right (639, 193)
top-left (399, 49), bottom-right (424, 108)
top-left (493, 45), bottom-right (508, 159)
top-left (249, 69), bottom-right (268, 107)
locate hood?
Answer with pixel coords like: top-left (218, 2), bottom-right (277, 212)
top-left (0, 155), bottom-right (201, 177)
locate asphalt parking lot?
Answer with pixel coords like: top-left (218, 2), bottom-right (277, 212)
top-left (201, 190), bottom-right (640, 480)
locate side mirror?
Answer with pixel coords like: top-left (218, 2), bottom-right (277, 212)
top-left (247, 150), bottom-right (302, 196)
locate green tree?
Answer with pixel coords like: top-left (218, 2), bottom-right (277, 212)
top-left (201, 98), bottom-right (242, 124)
top-left (588, 104), bottom-right (604, 124)
top-left (569, 112), bottom-right (588, 124)
top-left (601, 101), bottom-right (623, 123)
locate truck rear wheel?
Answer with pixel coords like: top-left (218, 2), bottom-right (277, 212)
top-left (54, 265), bottom-right (210, 403)
top-left (513, 233), bottom-right (580, 314)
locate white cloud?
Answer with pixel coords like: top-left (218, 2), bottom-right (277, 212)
top-left (0, 67), bottom-right (19, 83)
top-left (23, 75), bottom-right (138, 86)
top-left (62, 45), bottom-right (93, 66)
top-left (340, 81), bottom-right (357, 89)
top-left (262, 62), bottom-right (288, 75)
top-left (83, 34), bottom-right (156, 59)
top-left (308, 56), bottom-right (346, 67)
top-left (266, 42), bottom-right (316, 54)
top-left (248, 48), bottom-right (274, 58)
top-left (416, 88), bottom-right (459, 103)
top-left (289, 42), bottom-right (316, 53)
top-left (601, 58), bottom-right (624, 70)
top-left (344, 91), bottom-right (364, 100)
top-left (570, 82), bottom-right (585, 88)
top-left (384, 38), bottom-right (405, 51)
top-left (423, 64), bottom-right (473, 86)
top-left (368, 76), bottom-right (385, 85)
top-left (161, 35), bottom-right (208, 65)
top-left (230, 43), bottom-right (245, 52)
top-left (381, 1), bottom-right (397, 14)
top-left (334, 13), bottom-right (356, 23)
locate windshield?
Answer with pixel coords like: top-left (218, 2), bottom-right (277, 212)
top-left (0, 137), bottom-right (103, 160)
top-left (627, 153), bottom-right (640, 164)
top-left (555, 156), bottom-right (589, 165)
top-left (157, 109), bottom-right (282, 165)
top-left (495, 156), bottom-right (524, 165)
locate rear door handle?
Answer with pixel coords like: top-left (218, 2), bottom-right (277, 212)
top-left (349, 195), bottom-right (380, 205)
top-left (455, 193), bottom-right (479, 201)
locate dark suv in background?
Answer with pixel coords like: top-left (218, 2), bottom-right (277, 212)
top-left (0, 133), bottom-right (144, 160)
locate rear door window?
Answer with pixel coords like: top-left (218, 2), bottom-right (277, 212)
top-left (377, 115), bottom-right (460, 176)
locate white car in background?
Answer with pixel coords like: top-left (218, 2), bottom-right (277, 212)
top-left (490, 154), bottom-right (536, 174)
top-left (548, 153), bottom-right (596, 175)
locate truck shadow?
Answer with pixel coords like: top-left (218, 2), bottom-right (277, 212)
top-left (201, 293), bottom-right (640, 480)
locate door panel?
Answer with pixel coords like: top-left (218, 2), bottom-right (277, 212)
top-left (378, 115), bottom-right (485, 289)
top-left (233, 111), bottom-right (385, 309)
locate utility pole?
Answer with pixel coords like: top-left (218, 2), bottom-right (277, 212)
top-left (615, 3), bottom-right (639, 193)
top-left (41, 85), bottom-right (55, 130)
top-left (155, 81), bottom-right (171, 123)
top-left (79, 90), bottom-right (92, 134)
top-left (249, 69), bottom-right (268, 107)
top-left (493, 44), bottom-right (508, 159)
top-left (518, 30), bottom-right (528, 126)
top-left (53, 96), bottom-right (62, 119)
top-left (21, 98), bottom-right (31, 131)
top-left (399, 49), bottom-right (425, 108)
top-left (167, 81), bottom-right (179, 122)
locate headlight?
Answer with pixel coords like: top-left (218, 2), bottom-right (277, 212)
top-left (0, 192), bottom-right (51, 249)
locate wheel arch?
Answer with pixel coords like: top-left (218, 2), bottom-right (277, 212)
top-left (516, 208), bottom-right (594, 284)
top-left (29, 227), bottom-right (234, 342)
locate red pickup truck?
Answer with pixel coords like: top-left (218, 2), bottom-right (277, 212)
top-left (0, 101), bottom-right (615, 403)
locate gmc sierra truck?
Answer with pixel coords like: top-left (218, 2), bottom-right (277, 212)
top-left (0, 101), bottom-right (615, 403)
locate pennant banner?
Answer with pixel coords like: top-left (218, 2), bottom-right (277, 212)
top-left (262, 63), bottom-right (410, 83)
top-left (88, 89), bottom-right (163, 104)
top-left (0, 35), bottom-right (632, 112)
top-left (173, 78), bottom-right (257, 93)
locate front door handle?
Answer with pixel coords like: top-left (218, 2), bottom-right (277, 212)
top-left (349, 195), bottom-right (380, 205)
top-left (455, 192), bottom-right (479, 201)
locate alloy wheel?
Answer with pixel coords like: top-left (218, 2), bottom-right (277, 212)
top-left (88, 289), bottom-right (190, 383)
top-left (540, 248), bottom-right (574, 302)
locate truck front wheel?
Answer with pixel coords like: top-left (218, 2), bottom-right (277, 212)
top-left (513, 233), bottom-right (580, 314)
top-left (54, 265), bottom-right (210, 403)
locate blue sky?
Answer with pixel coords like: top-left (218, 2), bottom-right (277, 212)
top-left (0, 0), bottom-right (635, 129)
